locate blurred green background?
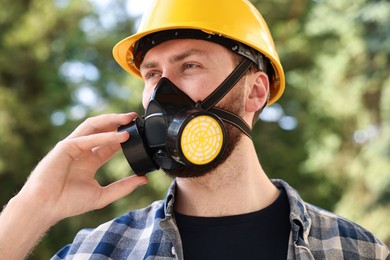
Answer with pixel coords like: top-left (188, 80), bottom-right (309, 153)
top-left (0, 0), bottom-right (389, 258)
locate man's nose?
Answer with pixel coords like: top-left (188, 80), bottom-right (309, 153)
top-left (160, 68), bottom-right (182, 86)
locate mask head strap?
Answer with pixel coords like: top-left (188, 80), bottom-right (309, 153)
top-left (200, 58), bottom-right (254, 138)
top-left (201, 58), bottom-right (252, 110)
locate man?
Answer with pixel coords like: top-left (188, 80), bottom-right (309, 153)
top-left (0, 0), bottom-right (389, 259)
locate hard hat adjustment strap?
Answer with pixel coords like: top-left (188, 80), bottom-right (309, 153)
top-left (133, 29), bottom-right (267, 72)
top-left (231, 44), bottom-right (266, 72)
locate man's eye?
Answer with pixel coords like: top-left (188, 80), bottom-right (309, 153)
top-left (147, 72), bottom-right (156, 78)
top-left (143, 71), bottom-right (160, 80)
top-left (183, 63), bottom-right (199, 70)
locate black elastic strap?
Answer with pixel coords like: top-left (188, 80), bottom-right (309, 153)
top-left (201, 58), bottom-right (253, 110)
top-left (209, 107), bottom-right (252, 139)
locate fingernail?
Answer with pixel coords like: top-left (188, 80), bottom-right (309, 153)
top-left (138, 177), bottom-right (148, 186)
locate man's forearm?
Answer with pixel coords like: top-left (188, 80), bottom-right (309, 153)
top-left (0, 195), bottom-right (55, 260)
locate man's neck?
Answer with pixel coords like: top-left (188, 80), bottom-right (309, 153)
top-left (173, 137), bottom-right (279, 217)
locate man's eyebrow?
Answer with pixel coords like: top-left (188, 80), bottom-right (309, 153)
top-left (140, 48), bottom-right (207, 70)
top-left (169, 49), bottom-right (206, 63)
top-left (140, 61), bottom-right (158, 70)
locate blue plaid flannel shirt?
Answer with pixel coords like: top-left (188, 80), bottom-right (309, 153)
top-left (52, 179), bottom-right (390, 259)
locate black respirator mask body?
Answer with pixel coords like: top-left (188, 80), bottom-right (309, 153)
top-left (119, 58), bottom-right (254, 175)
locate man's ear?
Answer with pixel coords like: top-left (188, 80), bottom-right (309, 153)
top-left (246, 71), bottom-right (269, 113)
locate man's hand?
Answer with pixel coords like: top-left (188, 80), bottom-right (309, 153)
top-left (0, 113), bottom-right (148, 259)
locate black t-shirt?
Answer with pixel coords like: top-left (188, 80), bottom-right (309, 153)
top-left (174, 189), bottom-right (291, 260)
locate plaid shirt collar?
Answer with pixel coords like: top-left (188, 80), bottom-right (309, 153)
top-left (53, 179), bottom-right (390, 259)
top-left (163, 179), bottom-right (312, 244)
top-left (162, 179), bottom-right (389, 259)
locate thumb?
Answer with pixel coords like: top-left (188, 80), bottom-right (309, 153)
top-left (96, 175), bottom-right (148, 209)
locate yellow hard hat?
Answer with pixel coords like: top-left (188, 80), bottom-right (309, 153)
top-left (113, 0), bottom-right (285, 105)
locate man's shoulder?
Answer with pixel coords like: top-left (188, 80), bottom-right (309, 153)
top-left (273, 179), bottom-right (389, 259)
top-left (303, 202), bottom-right (390, 259)
top-left (52, 200), bottom-right (167, 259)
top-left (78, 199), bottom-right (165, 240)
top-left (305, 202), bottom-right (377, 241)
top-left (304, 199), bottom-right (390, 259)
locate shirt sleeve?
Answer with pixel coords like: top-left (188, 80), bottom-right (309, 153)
top-left (51, 245), bottom-right (71, 259)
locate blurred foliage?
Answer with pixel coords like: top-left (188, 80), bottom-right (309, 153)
top-left (0, 0), bottom-right (389, 258)
top-left (252, 0), bottom-right (390, 246)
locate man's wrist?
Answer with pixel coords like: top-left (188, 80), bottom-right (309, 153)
top-left (0, 193), bottom-right (58, 259)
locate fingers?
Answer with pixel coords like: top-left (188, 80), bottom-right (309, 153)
top-left (92, 143), bottom-right (122, 165)
top-left (96, 175), bottom-right (149, 209)
top-left (58, 113), bottom-right (137, 163)
top-left (67, 113), bottom-right (137, 139)
top-left (58, 131), bottom-right (129, 160)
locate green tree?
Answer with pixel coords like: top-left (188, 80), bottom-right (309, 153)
top-left (302, 0), bottom-right (390, 245)
top-left (253, 0), bottom-right (390, 245)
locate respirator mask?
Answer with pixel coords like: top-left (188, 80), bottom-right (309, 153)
top-left (118, 30), bottom-right (268, 176)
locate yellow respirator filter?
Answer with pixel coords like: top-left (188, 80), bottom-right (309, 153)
top-left (180, 115), bottom-right (224, 165)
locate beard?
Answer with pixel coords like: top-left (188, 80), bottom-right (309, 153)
top-left (163, 82), bottom-right (246, 179)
